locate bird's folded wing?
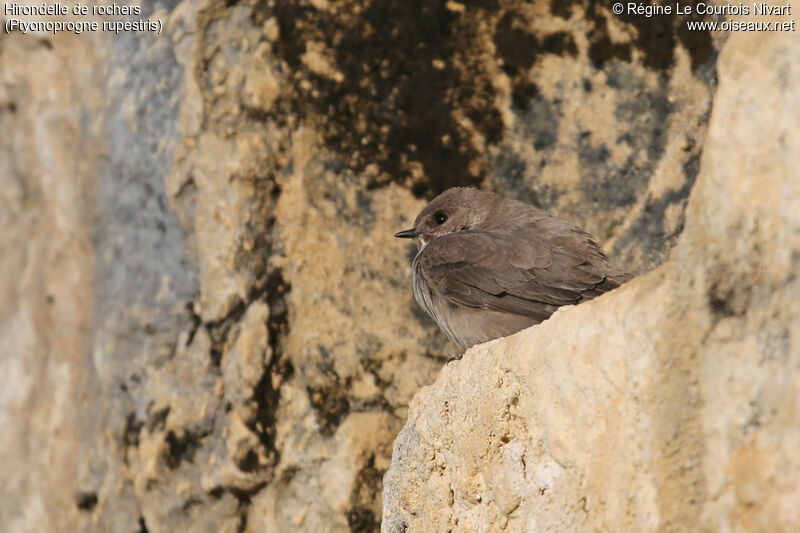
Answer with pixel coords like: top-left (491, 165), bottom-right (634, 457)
top-left (417, 224), bottom-right (623, 317)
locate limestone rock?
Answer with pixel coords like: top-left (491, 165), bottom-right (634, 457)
top-left (0, 1), bottom-right (728, 532)
top-left (381, 27), bottom-right (800, 533)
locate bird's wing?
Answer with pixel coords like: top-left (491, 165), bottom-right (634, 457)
top-left (416, 221), bottom-right (628, 319)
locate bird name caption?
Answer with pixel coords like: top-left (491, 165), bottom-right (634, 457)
top-left (613, 2), bottom-right (795, 31)
top-left (3, 3), bottom-right (162, 35)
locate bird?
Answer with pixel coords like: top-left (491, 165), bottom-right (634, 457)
top-left (395, 187), bottom-right (632, 350)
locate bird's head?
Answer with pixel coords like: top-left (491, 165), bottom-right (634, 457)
top-left (394, 187), bottom-right (495, 250)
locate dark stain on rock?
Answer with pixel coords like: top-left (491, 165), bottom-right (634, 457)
top-left (508, 81), bottom-right (558, 153)
top-left (236, 449), bottom-right (261, 473)
top-left (248, 0), bottom-right (712, 202)
top-left (347, 507), bottom-right (379, 533)
top-left (578, 130), bottom-right (643, 208)
top-left (347, 454), bottom-right (385, 533)
top-left (525, 182), bottom-right (561, 212)
top-left (122, 412), bottom-right (145, 449)
top-left (468, 106), bottom-right (505, 146)
top-left (356, 189), bottom-right (376, 228)
top-left (206, 302), bottom-right (246, 367)
top-left (541, 31), bottom-right (578, 57)
top-left (587, 14), bottom-right (632, 68)
top-left (308, 385), bottom-right (351, 437)
top-left (75, 491), bottom-right (98, 511)
top-left (525, 97), bottom-right (559, 151)
top-left (682, 151), bottom-right (701, 182)
top-left (220, 483), bottom-right (267, 533)
top-left (493, 150), bottom-right (527, 189)
top-left (494, 11), bottom-right (539, 72)
top-left (495, 14), bottom-right (578, 76)
top-left (551, 1), bottom-right (713, 73)
top-left (578, 134), bottom-right (610, 165)
top-left (611, 157), bottom-right (699, 264)
top-left (708, 285), bottom-right (737, 318)
top-left (247, 268), bottom-right (293, 465)
top-left (676, 12), bottom-right (715, 70)
top-left (494, 10), bottom-right (577, 154)
top-left (146, 406), bottom-right (170, 433)
top-left (549, 0), bottom-right (574, 19)
top-left (257, 0), bottom-right (503, 198)
top-left (615, 90), bottom-right (672, 162)
top-left (577, 80), bottom-right (674, 210)
top-left (581, 160), bottom-right (636, 208)
top-left (163, 429), bottom-right (202, 469)
top-left (314, 172), bottom-right (378, 228)
top-left (511, 81), bottom-right (539, 111)
top-left (492, 149), bottom-right (558, 210)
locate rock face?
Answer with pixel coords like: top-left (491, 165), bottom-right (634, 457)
top-left (382, 26), bottom-right (800, 533)
top-left (0, 1), bottom-right (731, 532)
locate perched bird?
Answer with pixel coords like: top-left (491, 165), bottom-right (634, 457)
top-left (395, 187), bottom-right (631, 350)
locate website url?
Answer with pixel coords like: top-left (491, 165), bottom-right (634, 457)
top-left (685, 19), bottom-right (796, 31)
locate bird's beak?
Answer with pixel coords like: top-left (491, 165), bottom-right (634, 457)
top-left (394, 228), bottom-right (419, 239)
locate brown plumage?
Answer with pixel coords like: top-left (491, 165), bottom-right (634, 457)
top-left (395, 187), bottom-right (632, 350)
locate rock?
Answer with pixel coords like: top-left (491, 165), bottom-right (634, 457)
top-left (0, 1), bottom-right (729, 532)
top-left (381, 26), bottom-right (800, 533)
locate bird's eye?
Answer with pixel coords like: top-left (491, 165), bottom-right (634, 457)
top-left (434, 212), bottom-right (448, 225)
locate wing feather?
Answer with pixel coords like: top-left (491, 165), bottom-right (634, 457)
top-left (415, 220), bottom-right (628, 319)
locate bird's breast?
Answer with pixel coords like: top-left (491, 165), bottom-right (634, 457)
top-left (411, 256), bottom-right (433, 316)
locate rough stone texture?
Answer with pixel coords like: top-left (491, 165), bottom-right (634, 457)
top-left (0, 1), bottom-right (725, 532)
top-left (382, 23), bottom-right (800, 533)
